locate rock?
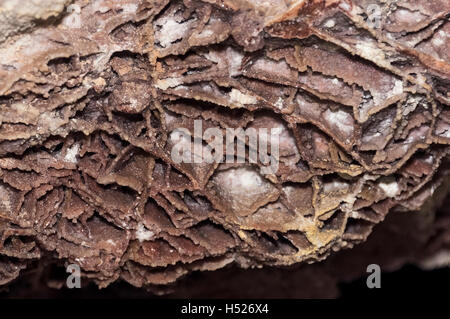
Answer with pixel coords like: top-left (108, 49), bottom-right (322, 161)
top-left (0, 0), bottom-right (449, 294)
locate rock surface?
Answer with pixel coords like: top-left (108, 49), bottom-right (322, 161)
top-left (0, 0), bottom-right (449, 292)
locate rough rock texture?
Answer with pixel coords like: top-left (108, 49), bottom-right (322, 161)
top-left (0, 0), bottom-right (449, 291)
top-left (0, 0), bottom-right (71, 44)
top-left (2, 201), bottom-right (450, 298)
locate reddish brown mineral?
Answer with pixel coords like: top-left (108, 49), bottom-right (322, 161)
top-left (0, 0), bottom-right (449, 293)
